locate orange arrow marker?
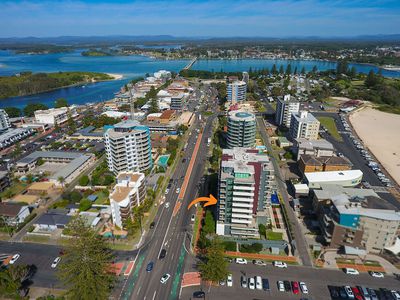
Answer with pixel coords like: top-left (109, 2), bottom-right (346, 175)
top-left (187, 194), bottom-right (217, 210)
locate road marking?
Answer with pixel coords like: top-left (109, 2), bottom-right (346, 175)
top-left (152, 291), bottom-right (157, 300)
top-left (137, 286), bottom-right (141, 295)
top-left (158, 207), bottom-right (175, 257)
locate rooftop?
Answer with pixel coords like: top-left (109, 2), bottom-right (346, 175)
top-left (305, 170), bottom-right (363, 183)
top-left (292, 111), bottom-right (319, 123)
top-left (0, 202), bottom-right (26, 217)
top-left (228, 110), bottom-right (255, 122)
top-left (296, 138), bottom-right (334, 151)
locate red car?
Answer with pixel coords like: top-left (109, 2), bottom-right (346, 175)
top-left (291, 281), bottom-right (300, 294)
top-left (351, 287), bottom-right (363, 300)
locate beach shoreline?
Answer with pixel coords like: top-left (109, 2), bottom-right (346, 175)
top-left (106, 73), bottom-right (123, 80)
top-left (349, 107), bottom-right (400, 186)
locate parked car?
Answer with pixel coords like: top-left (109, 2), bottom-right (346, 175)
top-left (283, 281), bottom-right (291, 292)
top-left (300, 282), bottom-right (308, 294)
top-left (392, 290), bottom-right (400, 300)
top-left (235, 258), bottom-right (247, 264)
top-left (176, 187), bottom-right (181, 194)
top-left (241, 276), bottom-right (247, 288)
top-left (370, 271), bottom-right (384, 278)
top-left (248, 277), bottom-right (255, 290)
top-left (344, 268), bottom-right (359, 275)
top-left (345, 285), bottom-right (355, 298)
top-left (252, 259), bottom-right (267, 266)
top-left (292, 281), bottom-right (300, 294)
top-left (192, 291), bottom-right (205, 298)
top-left (277, 280), bottom-right (285, 292)
top-left (273, 261), bottom-right (287, 268)
top-left (227, 274), bottom-right (233, 287)
top-left (164, 188), bottom-right (169, 195)
top-left (328, 285), bottom-right (340, 298)
top-left (9, 254), bottom-right (20, 265)
top-left (255, 276), bottom-right (262, 290)
top-left (51, 257), bottom-right (61, 268)
top-left (262, 278), bottom-right (270, 291)
top-left (160, 273), bottom-right (171, 284)
top-left (149, 221), bottom-right (155, 229)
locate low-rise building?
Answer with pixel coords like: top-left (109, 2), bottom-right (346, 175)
top-left (305, 170), bottom-right (363, 189)
top-left (0, 128), bottom-right (34, 150)
top-left (294, 138), bottom-right (334, 160)
top-left (27, 182), bottom-right (56, 195)
top-left (289, 111), bottom-right (320, 140)
top-left (0, 171), bottom-right (10, 193)
top-left (71, 126), bottom-right (104, 141)
top-left (0, 202), bottom-right (30, 226)
top-left (34, 209), bottom-right (71, 230)
top-left (313, 185), bottom-right (400, 253)
top-left (298, 154), bottom-right (353, 174)
top-left (34, 106), bottom-right (78, 125)
top-left (0, 109), bottom-right (11, 131)
top-left (110, 172), bottom-right (146, 228)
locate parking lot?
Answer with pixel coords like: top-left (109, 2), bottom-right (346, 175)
top-left (181, 261), bottom-right (400, 300)
top-left (314, 112), bottom-right (400, 209)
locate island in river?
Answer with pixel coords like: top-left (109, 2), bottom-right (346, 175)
top-left (0, 71), bottom-right (116, 99)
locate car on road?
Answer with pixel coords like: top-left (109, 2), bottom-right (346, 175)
top-left (300, 282), bottom-right (308, 294)
top-left (150, 221), bottom-right (155, 229)
top-left (160, 273), bottom-right (171, 284)
top-left (164, 188), bottom-right (169, 195)
top-left (146, 262), bottom-right (154, 272)
top-left (261, 278), bottom-right (270, 291)
top-left (369, 271), bottom-right (384, 278)
top-left (235, 258), bottom-right (247, 264)
top-left (292, 281), bottom-right (300, 294)
top-left (241, 276), bottom-right (247, 288)
top-left (227, 274), bottom-right (233, 287)
top-left (191, 214), bottom-right (195, 222)
top-left (277, 280), bottom-right (285, 292)
top-left (176, 187), bottom-right (181, 194)
top-left (283, 280), bottom-right (291, 292)
top-left (368, 288), bottom-right (378, 300)
top-left (252, 259), bottom-right (267, 266)
top-left (165, 202), bottom-right (170, 209)
top-left (273, 261), bottom-right (287, 268)
top-left (345, 285), bottom-right (355, 298)
top-left (159, 249), bottom-right (167, 259)
top-left (248, 277), bottom-right (255, 290)
top-left (192, 291), bottom-right (205, 298)
top-left (51, 257), bottom-right (61, 268)
top-left (9, 254), bottom-right (20, 264)
top-left (255, 276), bottom-right (262, 290)
top-left (344, 267), bottom-right (359, 275)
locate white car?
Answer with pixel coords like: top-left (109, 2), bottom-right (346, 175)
top-left (176, 188), bottom-right (181, 194)
top-left (235, 258), bottom-right (247, 265)
top-left (248, 277), bottom-right (255, 290)
top-left (255, 276), bottom-right (262, 290)
top-left (160, 273), bottom-right (171, 284)
top-left (392, 291), bottom-right (400, 300)
top-left (9, 254), bottom-right (20, 264)
top-left (277, 280), bottom-right (285, 292)
top-left (164, 188), bottom-right (169, 195)
top-left (51, 257), bottom-right (61, 268)
top-left (253, 259), bottom-right (267, 266)
top-left (165, 202), bottom-right (170, 209)
top-left (227, 274), bottom-right (233, 287)
top-left (345, 286), bottom-right (354, 298)
top-left (370, 271), bottom-right (384, 278)
top-left (273, 261), bottom-right (287, 268)
top-left (344, 268), bottom-right (359, 275)
top-left (300, 282), bottom-right (308, 294)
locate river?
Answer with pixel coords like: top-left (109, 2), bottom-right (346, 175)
top-left (0, 50), bottom-right (399, 109)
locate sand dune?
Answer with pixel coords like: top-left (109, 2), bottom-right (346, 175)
top-left (349, 107), bottom-right (400, 186)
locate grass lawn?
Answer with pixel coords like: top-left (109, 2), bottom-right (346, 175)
top-left (0, 182), bottom-right (28, 198)
top-left (266, 230), bottom-right (283, 241)
top-left (351, 80), bottom-right (364, 86)
top-left (23, 235), bottom-right (51, 244)
top-left (317, 116), bottom-right (343, 142)
top-left (94, 190), bottom-right (110, 205)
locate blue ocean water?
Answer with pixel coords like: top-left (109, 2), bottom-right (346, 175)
top-left (0, 50), bottom-right (399, 109)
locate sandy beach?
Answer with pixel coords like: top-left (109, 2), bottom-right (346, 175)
top-left (349, 107), bottom-right (400, 185)
top-left (106, 73), bottom-right (123, 80)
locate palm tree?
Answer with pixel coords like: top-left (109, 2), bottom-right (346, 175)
top-left (58, 176), bottom-right (65, 189)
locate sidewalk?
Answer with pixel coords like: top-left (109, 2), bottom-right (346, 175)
top-left (225, 251), bottom-right (297, 263)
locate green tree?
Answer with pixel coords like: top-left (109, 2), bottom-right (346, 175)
top-left (293, 67), bottom-right (298, 75)
top-left (79, 199), bottom-right (92, 211)
top-left (12, 142), bottom-right (23, 159)
top-left (258, 223), bottom-right (266, 238)
top-left (54, 98), bottom-right (68, 108)
top-left (23, 103), bottom-right (49, 117)
top-left (57, 218), bottom-right (115, 300)
top-left (198, 237), bottom-right (229, 283)
top-left (271, 64), bottom-right (278, 75)
top-left (349, 66), bottom-right (357, 78)
top-left (0, 264), bottom-right (31, 298)
top-left (79, 175), bottom-right (90, 186)
top-left (279, 65), bottom-right (284, 74)
top-left (4, 107), bottom-right (21, 118)
top-left (202, 210), bottom-right (215, 234)
top-left (58, 176), bottom-right (66, 189)
top-left (70, 191), bottom-right (83, 202)
top-left (300, 66), bottom-right (306, 74)
top-left (285, 64), bottom-right (292, 76)
top-left (365, 70), bottom-right (380, 88)
top-left (336, 60), bottom-right (349, 75)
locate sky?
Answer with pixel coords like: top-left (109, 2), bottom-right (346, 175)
top-left (1, 0), bottom-right (400, 38)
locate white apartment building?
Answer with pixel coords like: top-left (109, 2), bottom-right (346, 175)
top-left (34, 106), bottom-right (78, 125)
top-left (110, 172), bottom-right (146, 228)
top-left (289, 111), bottom-right (320, 140)
top-left (275, 94), bottom-right (300, 128)
top-left (227, 80), bottom-right (247, 103)
top-left (0, 109), bottom-right (11, 131)
top-left (104, 120), bottom-right (152, 174)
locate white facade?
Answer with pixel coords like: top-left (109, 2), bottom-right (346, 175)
top-left (305, 170), bottom-right (363, 189)
top-left (0, 109), bottom-right (11, 131)
top-left (34, 106), bottom-right (78, 125)
top-left (289, 111), bottom-right (320, 140)
top-left (275, 95), bottom-right (300, 127)
top-left (227, 81), bottom-right (247, 103)
top-left (110, 172), bottom-right (145, 228)
top-left (104, 121), bottom-right (152, 174)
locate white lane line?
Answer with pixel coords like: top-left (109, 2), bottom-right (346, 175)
top-left (137, 286), bottom-right (141, 295)
top-left (152, 291), bottom-right (157, 300)
top-left (158, 205), bottom-right (175, 256)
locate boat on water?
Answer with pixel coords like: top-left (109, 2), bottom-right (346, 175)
top-left (382, 64), bottom-right (400, 71)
